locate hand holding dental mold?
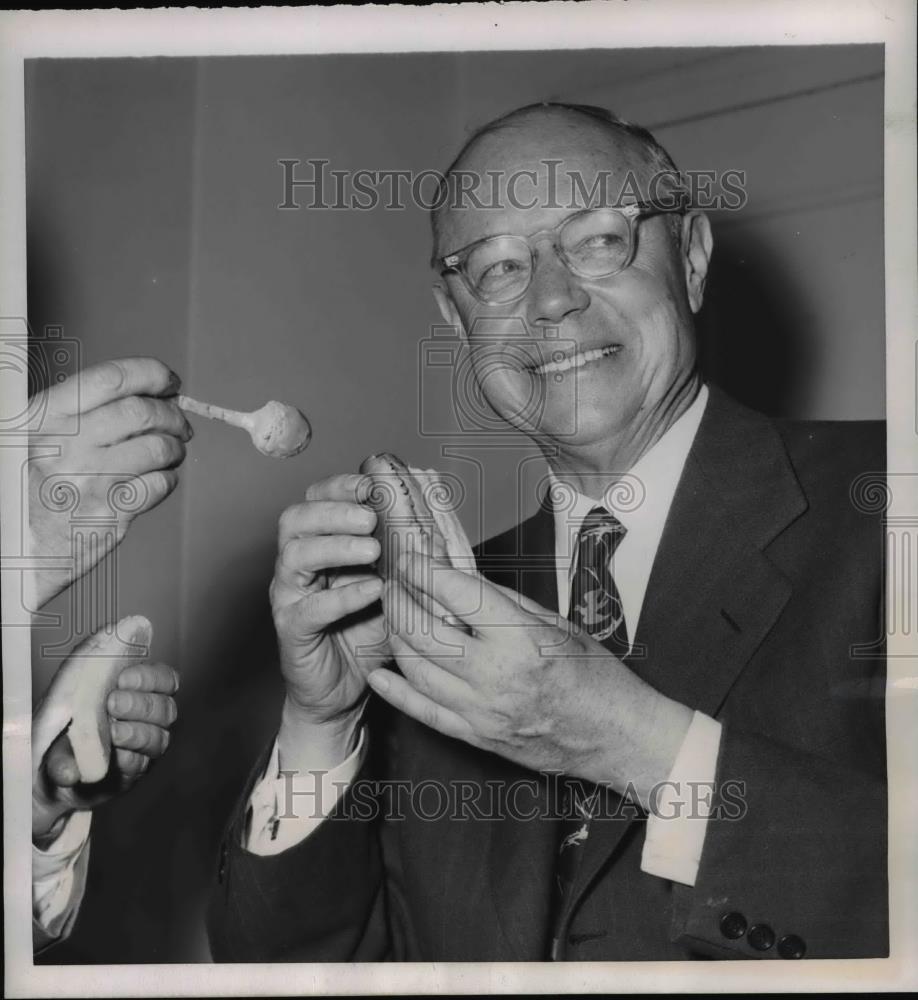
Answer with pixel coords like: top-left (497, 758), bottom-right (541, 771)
top-left (32, 616), bottom-right (179, 844)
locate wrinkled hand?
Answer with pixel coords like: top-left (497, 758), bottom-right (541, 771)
top-left (368, 551), bottom-right (693, 806)
top-left (32, 660), bottom-right (179, 844)
top-left (28, 357), bottom-right (192, 609)
top-left (270, 473), bottom-right (386, 767)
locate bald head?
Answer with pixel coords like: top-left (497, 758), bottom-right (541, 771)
top-left (430, 102), bottom-right (684, 260)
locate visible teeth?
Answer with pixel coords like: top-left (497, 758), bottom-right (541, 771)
top-left (532, 344), bottom-right (620, 375)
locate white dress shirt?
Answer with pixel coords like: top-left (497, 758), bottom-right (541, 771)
top-left (34, 383), bottom-right (722, 941)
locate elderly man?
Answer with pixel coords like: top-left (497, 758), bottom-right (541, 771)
top-left (207, 103), bottom-right (887, 961)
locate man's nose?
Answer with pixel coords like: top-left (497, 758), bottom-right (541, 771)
top-left (525, 247), bottom-right (590, 328)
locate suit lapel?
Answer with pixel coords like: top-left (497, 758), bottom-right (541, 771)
top-left (627, 387), bottom-right (808, 708)
top-left (569, 386), bottom-right (809, 920)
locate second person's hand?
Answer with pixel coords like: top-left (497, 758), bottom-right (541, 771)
top-left (28, 357), bottom-right (193, 609)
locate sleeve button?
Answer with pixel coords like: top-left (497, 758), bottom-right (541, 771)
top-left (748, 923), bottom-right (776, 951)
top-left (777, 933), bottom-right (806, 959)
top-left (719, 911), bottom-right (747, 939)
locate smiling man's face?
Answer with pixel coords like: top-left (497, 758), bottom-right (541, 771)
top-left (432, 110), bottom-right (712, 466)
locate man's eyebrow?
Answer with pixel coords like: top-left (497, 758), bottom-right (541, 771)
top-left (444, 211), bottom-right (568, 248)
top-left (443, 209), bottom-right (591, 255)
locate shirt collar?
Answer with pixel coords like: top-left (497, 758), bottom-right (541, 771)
top-left (548, 383), bottom-right (710, 543)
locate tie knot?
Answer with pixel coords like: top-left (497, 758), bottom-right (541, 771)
top-left (576, 505), bottom-right (626, 564)
top-left (580, 504), bottom-right (625, 539)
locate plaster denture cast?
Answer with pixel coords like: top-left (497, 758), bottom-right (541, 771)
top-left (34, 615), bottom-right (154, 784)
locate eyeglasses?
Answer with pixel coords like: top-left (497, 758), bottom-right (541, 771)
top-left (437, 202), bottom-right (685, 305)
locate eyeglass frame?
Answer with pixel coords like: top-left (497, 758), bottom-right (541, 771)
top-left (436, 199), bottom-right (688, 305)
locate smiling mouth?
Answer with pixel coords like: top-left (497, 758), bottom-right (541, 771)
top-left (528, 344), bottom-right (622, 375)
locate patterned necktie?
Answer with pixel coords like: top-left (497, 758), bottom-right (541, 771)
top-left (552, 505), bottom-right (629, 949)
top-left (567, 505), bottom-right (629, 651)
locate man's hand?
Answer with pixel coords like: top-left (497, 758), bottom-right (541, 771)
top-left (367, 552), bottom-right (694, 808)
top-left (32, 660), bottom-right (179, 845)
top-left (270, 473), bottom-right (386, 770)
top-left (28, 357), bottom-right (193, 609)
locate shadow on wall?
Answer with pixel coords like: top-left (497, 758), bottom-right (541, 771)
top-left (696, 222), bottom-right (816, 417)
top-left (26, 217), bottom-right (74, 396)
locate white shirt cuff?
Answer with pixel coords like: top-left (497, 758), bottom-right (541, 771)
top-left (33, 809), bottom-right (92, 943)
top-left (245, 727), bottom-right (367, 856)
top-left (640, 711), bottom-right (722, 886)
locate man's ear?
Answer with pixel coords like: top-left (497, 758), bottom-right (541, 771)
top-left (432, 281), bottom-right (466, 335)
top-left (681, 211), bottom-right (714, 314)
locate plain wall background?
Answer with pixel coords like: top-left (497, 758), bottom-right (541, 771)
top-left (26, 46), bottom-right (884, 962)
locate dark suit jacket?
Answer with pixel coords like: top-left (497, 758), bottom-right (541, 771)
top-left (207, 386), bottom-right (888, 961)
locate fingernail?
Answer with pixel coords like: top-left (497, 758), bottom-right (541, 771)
top-left (356, 538), bottom-right (380, 562)
top-left (109, 691), bottom-right (129, 714)
top-left (119, 669), bottom-right (141, 690)
top-left (368, 670), bottom-right (389, 692)
top-left (112, 721), bottom-right (130, 741)
top-left (359, 578), bottom-right (383, 596)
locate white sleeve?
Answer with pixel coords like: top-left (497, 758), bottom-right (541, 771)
top-left (33, 809), bottom-right (92, 952)
top-left (245, 727), bottom-right (367, 856)
top-left (640, 711), bottom-right (723, 886)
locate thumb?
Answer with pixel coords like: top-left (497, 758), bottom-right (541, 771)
top-left (49, 357), bottom-right (180, 416)
top-left (44, 730), bottom-right (82, 787)
top-left (31, 698), bottom-right (73, 778)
